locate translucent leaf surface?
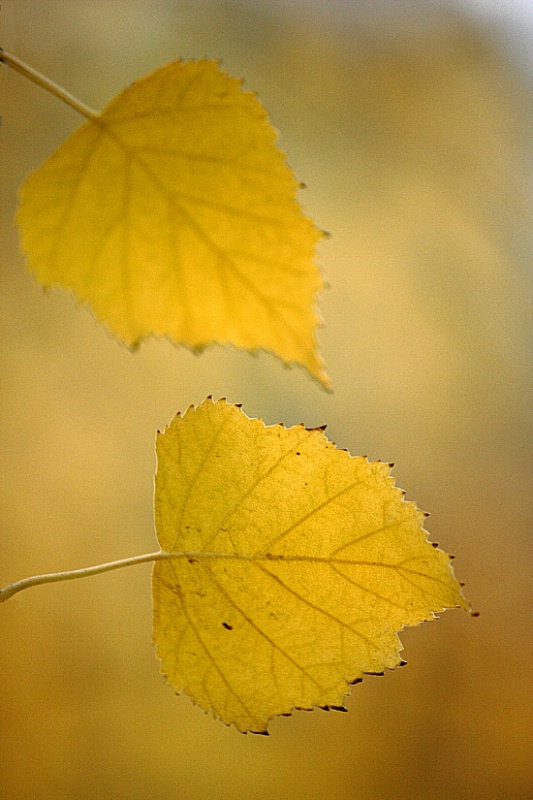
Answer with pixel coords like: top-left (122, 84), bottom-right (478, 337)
top-left (17, 59), bottom-right (328, 386)
top-left (152, 398), bottom-right (468, 733)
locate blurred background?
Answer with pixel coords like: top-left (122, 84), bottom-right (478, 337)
top-left (1, 2), bottom-right (532, 798)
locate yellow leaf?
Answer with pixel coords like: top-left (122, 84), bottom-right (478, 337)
top-left (152, 398), bottom-right (468, 733)
top-left (17, 59), bottom-right (328, 387)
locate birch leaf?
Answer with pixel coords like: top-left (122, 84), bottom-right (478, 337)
top-left (17, 59), bottom-right (328, 386)
top-left (152, 398), bottom-right (468, 733)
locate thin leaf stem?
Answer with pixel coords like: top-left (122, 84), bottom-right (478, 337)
top-left (0, 549), bottom-right (291, 604)
top-left (0, 48), bottom-right (99, 120)
top-left (0, 551), bottom-right (171, 603)
top-left (0, 549), bottom-right (275, 604)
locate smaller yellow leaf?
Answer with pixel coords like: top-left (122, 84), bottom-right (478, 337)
top-left (152, 398), bottom-right (469, 733)
top-left (17, 59), bottom-right (328, 386)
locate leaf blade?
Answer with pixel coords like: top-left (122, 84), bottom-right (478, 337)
top-left (17, 59), bottom-right (328, 386)
top-left (152, 398), bottom-right (468, 732)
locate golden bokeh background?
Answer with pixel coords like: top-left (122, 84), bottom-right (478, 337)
top-left (1, 2), bottom-right (531, 798)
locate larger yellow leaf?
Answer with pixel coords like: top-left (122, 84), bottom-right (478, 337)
top-left (152, 398), bottom-right (468, 733)
top-left (17, 59), bottom-right (328, 386)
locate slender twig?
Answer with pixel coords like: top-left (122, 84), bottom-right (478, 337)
top-left (0, 549), bottom-right (272, 604)
top-left (0, 48), bottom-right (99, 119)
top-left (0, 551), bottom-right (170, 603)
